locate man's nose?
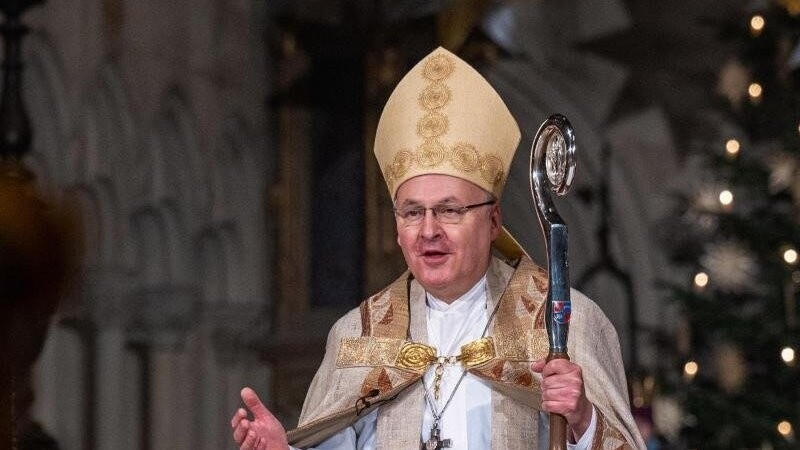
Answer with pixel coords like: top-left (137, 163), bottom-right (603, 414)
top-left (420, 209), bottom-right (442, 239)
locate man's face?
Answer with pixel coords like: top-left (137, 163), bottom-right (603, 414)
top-left (394, 174), bottom-right (501, 302)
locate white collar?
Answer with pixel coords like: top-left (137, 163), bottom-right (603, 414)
top-left (425, 274), bottom-right (488, 312)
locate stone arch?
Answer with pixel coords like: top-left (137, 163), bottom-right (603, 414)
top-left (158, 199), bottom-right (190, 284)
top-left (65, 184), bottom-right (104, 267)
top-left (217, 223), bottom-right (246, 302)
top-left (141, 101), bottom-right (203, 285)
top-left (194, 223), bottom-right (246, 305)
top-left (210, 116), bottom-right (267, 303)
top-left (196, 230), bottom-right (227, 303)
top-left (92, 65), bottom-right (138, 197)
top-left (154, 89), bottom-right (208, 221)
top-left (22, 31), bottom-right (71, 189)
top-left (68, 93), bottom-right (129, 268)
top-left (130, 207), bottom-right (171, 286)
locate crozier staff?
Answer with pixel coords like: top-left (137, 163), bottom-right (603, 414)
top-left (231, 47), bottom-right (645, 450)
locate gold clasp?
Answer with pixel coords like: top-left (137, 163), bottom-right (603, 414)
top-left (396, 342), bottom-right (437, 372)
top-left (457, 337), bottom-right (495, 367)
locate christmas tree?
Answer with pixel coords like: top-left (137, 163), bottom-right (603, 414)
top-left (661, 1), bottom-right (800, 448)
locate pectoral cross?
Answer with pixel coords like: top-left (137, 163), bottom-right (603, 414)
top-left (422, 423), bottom-right (451, 450)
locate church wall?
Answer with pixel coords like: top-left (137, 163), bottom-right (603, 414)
top-left (21, 1), bottom-right (274, 448)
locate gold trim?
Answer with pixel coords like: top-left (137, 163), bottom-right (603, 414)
top-left (384, 144), bottom-right (505, 185)
top-left (336, 336), bottom-right (506, 372)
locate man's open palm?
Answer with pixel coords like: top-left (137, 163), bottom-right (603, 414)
top-left (230, 387), bottom-right (288, 450)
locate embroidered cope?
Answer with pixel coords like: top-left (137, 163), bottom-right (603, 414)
top-left (289, 275), bottom-right (597, 450)
top-left (286, 256), bottom-right (644, 450)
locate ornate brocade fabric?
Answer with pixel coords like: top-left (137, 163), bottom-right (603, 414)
top-left (286, 256), bottom-right (645, 450)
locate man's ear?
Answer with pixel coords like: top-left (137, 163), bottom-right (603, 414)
top-left (490, 204), bottom-right (502, 240)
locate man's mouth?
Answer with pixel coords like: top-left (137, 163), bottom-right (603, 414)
top-left (420, 249), bottom-right (449, 262)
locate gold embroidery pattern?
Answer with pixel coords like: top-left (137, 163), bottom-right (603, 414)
top-left (383, 52), bottom-right (505, 192)
top-left (417, 141), bottom-right (447, 167)
top-left (337, 336), bottom-right (499, 372)
top-left (385, 150), bottom-right (414, 182)
top-left (336, 337), bottom-right (405, 368)
top-left (419, 83), bottom-right (451, 109)
top-left (422, 54), bottom-right (454, 80)
top-left (369, 338), bottom-right (402, 366)
top-left (417, 112), bottom-right (449, 138)
top-left (396, 342), bottom-right (437, 371)
top-left (457, 337), bottom-right (495, 367)
top-left (450, 143), bottom-right (480, 172)
top-left (493, 329), bottom-right (549, 361)
top-left (480, 155), bottom-right (504, 185)
top-left (348, 258), bottom-right (557, 396)
top-left (385, 145), bottom-right (506, 190)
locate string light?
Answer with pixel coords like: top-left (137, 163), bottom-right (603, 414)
top-left (777, 420), bottom-right (793, 438)
top-left (719, 189), bottom-right (734, 207)
top-left (781, 346), bottom-right (796, 365)
top-left (750, 15), bottom-right (765, 35)
top-left (694, 272), bottom-right (709, 289)
top-left (784, 247), bottom-right (799, 265)
top-left (748, 82), bottom-right (763, 101)
top-left (683, 360), bottom-right (699, 381)
top-left (725, 139), bottom-right (740, 157)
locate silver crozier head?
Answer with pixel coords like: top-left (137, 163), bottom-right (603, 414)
top-left (530, 114), bottom-right (576, 225)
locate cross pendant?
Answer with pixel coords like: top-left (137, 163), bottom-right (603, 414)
top-left (422, 424), bottom-right (451, 450)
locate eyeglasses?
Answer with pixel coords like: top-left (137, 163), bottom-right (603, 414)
top-left (392, 200), bottom-right (495, 225)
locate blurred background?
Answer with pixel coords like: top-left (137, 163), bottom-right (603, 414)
top-left (1, 0), bottom-right (799, 449)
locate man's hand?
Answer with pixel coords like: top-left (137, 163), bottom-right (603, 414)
top-left (230, 387), bottom-right (289, 450)
top-left (532, 358), bottom-right (593, 442)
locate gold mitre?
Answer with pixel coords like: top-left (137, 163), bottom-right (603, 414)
top-left (374, 47), bottom-right (521, 199)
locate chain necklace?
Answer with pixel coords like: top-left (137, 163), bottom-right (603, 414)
top-left (418, 282), bottom-right (503, 450)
